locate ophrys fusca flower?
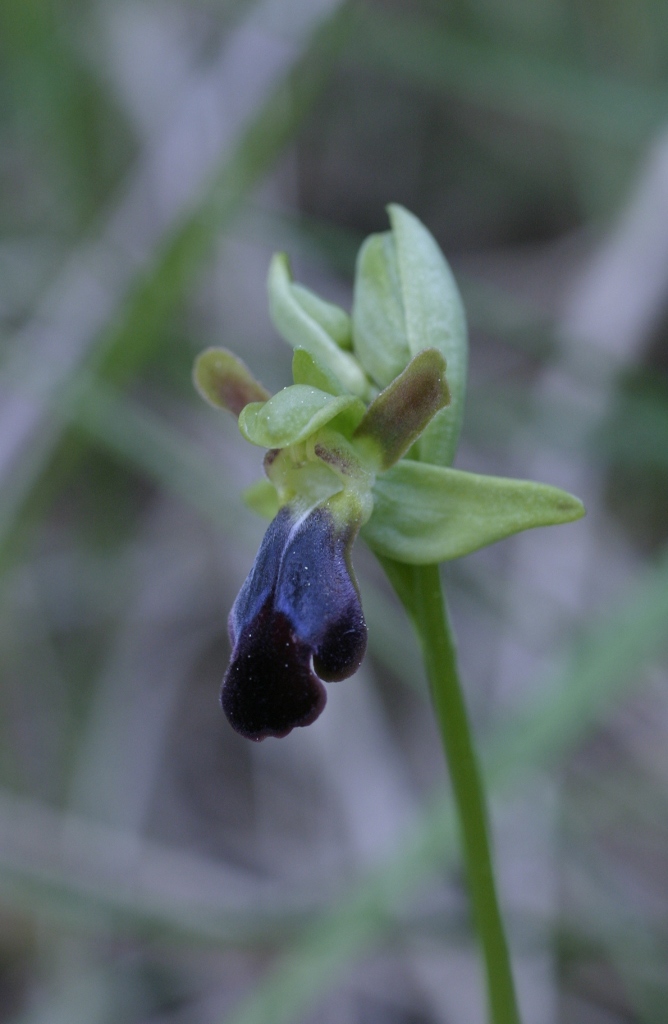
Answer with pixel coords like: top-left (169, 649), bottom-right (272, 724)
top-left (194, 206), bottom-right (583, 740)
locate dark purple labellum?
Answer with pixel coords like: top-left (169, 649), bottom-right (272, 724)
top-left (222, 505), bottom-right (367, 741)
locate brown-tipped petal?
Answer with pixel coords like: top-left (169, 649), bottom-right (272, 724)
top-left (353, 348), bottom-right (450, 469)
top-left (193, 347), bottom-right (270, 416)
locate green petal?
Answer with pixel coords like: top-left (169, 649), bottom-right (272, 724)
top-left (354, 348), bottom-right (450, 470)
top-left (352, 207), bottom-right (468, 467)
top-left (242, 479), bottom-right (279, 519)
top-left (268, 254), bottom-right (369, 398)
top-left (193, 347), bottom-right (270, 414)
top-left (292, 348), bottom-right (346, 395)
top-left (363, 461), bottom-right (585, 564)
top-left (238, 385), bottom-right (366, 448)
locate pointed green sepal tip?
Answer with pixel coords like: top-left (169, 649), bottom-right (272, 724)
top-left (238, 384), bottom-right (366, 448)
top-left (363, 461), bottom-right (585, 564)
top-left (193, 347), bottom-right (270, 415)
top-left (353, 348), bottom-right (450, 470)
top-left (268, 253), bottom-right (370, 399)
top-left (242, 479), bottom-right (280, 519)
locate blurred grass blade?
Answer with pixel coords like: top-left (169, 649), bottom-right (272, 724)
top-left (0, 0), bottom-right (354, 566)
top-left (487, 548), bottom-right (668, 779)
top-left (1, 388), bottom-right (667, 1009)
top-left (0, 789), bottom-right (313, 948)
top-left (70, 379), bottom-right (245, 536)
top-left (96, 3), bottom-right (355, 385)
top-left (352, 7), bottom-right (668, 148)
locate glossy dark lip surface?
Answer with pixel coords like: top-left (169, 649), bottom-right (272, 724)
top-left (222, 504), bottom-right (367, 740)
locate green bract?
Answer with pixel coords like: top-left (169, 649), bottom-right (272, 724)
top-left (193, 204), bottom-right (584, 569)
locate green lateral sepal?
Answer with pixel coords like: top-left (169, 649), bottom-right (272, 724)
top-left (290, 281), bottom-right (353, 349)
top-left (353, 348), bottom-right (450, 470)
top-left (238, 385), bottom-right (366, 448)
top-left (363, 461), bottom-right (585, 564)
top-left (242, 479), bottom-right (279, 519)
top-left (268, 254), bottom-right (369, 398)
top-left (193, 347), bottom-right (270, 414)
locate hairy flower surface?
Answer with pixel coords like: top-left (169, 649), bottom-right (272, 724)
top-left (194, 205), bottom-right (584, 740)
top-left (223, 505), bottom-right (366, 740)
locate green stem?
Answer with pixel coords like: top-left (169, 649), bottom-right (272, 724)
top-left (412, 563), bottom-right (521, 1024)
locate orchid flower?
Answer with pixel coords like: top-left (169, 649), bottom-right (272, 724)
top-left (194, 205), bottom-right (584, 741)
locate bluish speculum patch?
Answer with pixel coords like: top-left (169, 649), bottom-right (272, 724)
top-left (223, 503), bottom-right (367, 740)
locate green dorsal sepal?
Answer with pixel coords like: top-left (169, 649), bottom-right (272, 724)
top-left (387, 205), bottom-right (467, 467)
top-left (193, 347), bottom-right (270, 415)
top-left (352, 205), bottom-right (468, 468)
top-left (353, 348), bottom-right (450, 470)
top-left (352, 230), bottom-right (410, 389)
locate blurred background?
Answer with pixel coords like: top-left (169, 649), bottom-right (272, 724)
top-left (2, 0), bottom-right (668, 1021)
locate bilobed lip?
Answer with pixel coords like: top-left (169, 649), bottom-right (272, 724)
top-left (222, 505), bottom-right (367, 741)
